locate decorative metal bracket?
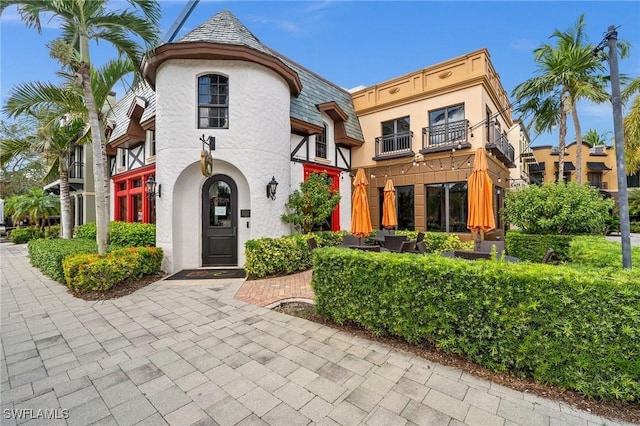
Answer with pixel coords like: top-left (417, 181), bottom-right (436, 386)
top-left (200, 134), bottom-right (216, 151)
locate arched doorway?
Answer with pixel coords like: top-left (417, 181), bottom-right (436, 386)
top-left (202, 175), bottom-right (238, 266)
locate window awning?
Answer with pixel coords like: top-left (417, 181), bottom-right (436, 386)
top-left (587, 162), bottom-right (611, 171)
top-left (554, 161), bottom-right (575, 171)
top-left (529, 163), bottom-right (545, 172)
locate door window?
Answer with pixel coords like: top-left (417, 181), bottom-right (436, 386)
top-left (209, 181), bottom-right (232, 227)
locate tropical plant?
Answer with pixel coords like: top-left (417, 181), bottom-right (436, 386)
top-left (512, 14), bottom-right (628, 184)
top-left (282, 172), bottom-right (341, 234)
top-left (622, 77), bottom-right (640, 175)
top-left (582, 128), bottom-right (610, 146)
top-left (1, 0), bottom-right (161, 254)
top-left (1, 112), bottom-right (85, 238)
top-left (4, 187), bottom-right (60, 230)
top-left (0, 119), bottom-right (46, 199)
top-left (503, 182), bottom-right (613, 234)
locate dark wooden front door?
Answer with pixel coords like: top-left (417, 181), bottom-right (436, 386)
top-left (202, 175), bottom-right (238, 266)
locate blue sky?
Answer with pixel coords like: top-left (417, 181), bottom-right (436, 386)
top-left (1, 1), bottom-right (639, 147)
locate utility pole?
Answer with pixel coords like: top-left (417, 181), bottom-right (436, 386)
top-left (606, 26), bottom-right (632, 269)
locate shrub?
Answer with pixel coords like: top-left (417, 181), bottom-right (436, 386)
top-left (10, 227), bottom-right (44, 244)
top-left (505, 231), bottom-right (573, 263)
top-left (63, 246), bottom-right (163, 292)
top-left (28, 238), bottom-right (98, 282)
top-left (503, 182), bottom-right (613, 234)
top-left (74, 221), bottom-right (155, 247)
top-left (282, 172), bottom-right (341, 233)
top-left (244, 235), bottom-right (311, 278)
top-left (45, 225), bottom-right (61, 239)
top-left (312, 248), bottom-right (639, 403)
top-left (569, 235), bottom-right (640, 268)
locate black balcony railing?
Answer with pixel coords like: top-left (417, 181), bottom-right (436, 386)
top-left (374, 131), bottom-right (413, 158)
top-left (69, 161), bottom-right (84, 179)
top-left (486, 126), bottom-right (515, 166)
top-left (588, 181), bottom-right (608, 189)
top-left (422, 119), bottom-right (469, 149)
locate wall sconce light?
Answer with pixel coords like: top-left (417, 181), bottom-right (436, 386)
top-left (146, 175), bottom-right (161, 199)
top-left (266, 176), bottom-right (278, 200)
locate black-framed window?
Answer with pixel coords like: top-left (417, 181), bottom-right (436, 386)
top-left (628, 172), bottom-right (640, 188)
top-left (198, 74), bottom-right (229, 129)
top-left (316, 124), bottom-right (327, 159)
top-left (378, 185), bottom-right (413, 230)
top-left (428, 104), bottom-right (465, 145)
top-left (425, 182), bottom-right (469, 233)
top-left (382, 116), bottom-right (410, 137)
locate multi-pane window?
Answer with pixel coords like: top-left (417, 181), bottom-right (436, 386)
top-left (119, 149), bottom-right (126, 168)
top-left (380, 117), bottom-right (411, 154)
top-left (198, 74), bottom-right (229, 129)
top-left (428, 104), bottom-right (465, 146)
top-left (316, 124), bottom-right (327, 159)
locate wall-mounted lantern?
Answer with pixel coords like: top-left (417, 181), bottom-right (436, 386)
top-left (146, 175), bottom-right (161, 199)
top-left (266, 176), bottom-right (278, 200)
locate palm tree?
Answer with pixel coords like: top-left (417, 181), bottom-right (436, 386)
top-left (622, 77), bottom-right (640, 175)
top-left (5, 188), bottom-right (60, 230)
top-left (583, 129), bottom-right (611, 146)
top-left (512, 14), bottom-right (620, 184)
top-left (1, 114), bottom-right (85, 238)
top-left (1, 0), bottom-right (161, 253)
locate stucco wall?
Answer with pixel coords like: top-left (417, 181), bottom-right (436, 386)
top-left (155, 59), bottom-right (292, 272)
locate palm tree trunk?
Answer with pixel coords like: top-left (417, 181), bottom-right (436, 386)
top-left (558, 93), bottom-right (567, 180)
top-left (79, 61), bottom-right (109, 254)
top-left (572, 102), bottom-right (583, 184)
top-left (59, 169), bottom-right (72, 239)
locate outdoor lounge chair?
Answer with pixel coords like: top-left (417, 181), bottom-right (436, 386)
top-left (342, 235), bottom-right (361, 246)
top-left (399, 240), bottom-right (416, 253)
top-left (307, 237), bottom-right (318, 251)
top-left (384, 235), bottom-right (407, 252)
top-left (416, 241), bottom-right (427, 254)
top-left (477, 241), bottom-right (506, 258)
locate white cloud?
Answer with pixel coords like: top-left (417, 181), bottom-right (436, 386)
top-left (249, 16), bottom-right (301, 33)
top-left (0, 6), bottom-right (62, 30)
top-left (581, 101), bottom-right (613, 118)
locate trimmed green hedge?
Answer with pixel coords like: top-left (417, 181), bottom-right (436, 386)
top-left (28, 238), bottom-right (98, 282)
top-left (63, 246), bottom-right (163, 292)
top-left (506, 231), bottom-right (573, 263)
top-left (569, 235), bottom-right (640, 269)
top-left (75, 221), bottom-right (156, 247)
top-left (10, 227), bottom-right (44, 244)
top-left (311, 248), bottom-right (639, 402)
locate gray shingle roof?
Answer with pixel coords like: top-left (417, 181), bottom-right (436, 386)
top-left (176, 10), bottom-right (273, 56)
top-left (108, 81), bottom-right (154, 142)
top-left (109, 10), bottom-right (363, 145)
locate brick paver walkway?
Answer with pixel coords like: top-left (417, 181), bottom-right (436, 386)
top-left (1, 243), bottom-right (634, 426)
top-left (235, 270), bottom-right (314, 307)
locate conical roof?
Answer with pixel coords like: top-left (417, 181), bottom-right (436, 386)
top-left (176, 10), bottom-right (272, 57)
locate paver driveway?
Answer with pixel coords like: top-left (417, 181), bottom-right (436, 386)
top-left (1, 243), bottom-right (633, 426)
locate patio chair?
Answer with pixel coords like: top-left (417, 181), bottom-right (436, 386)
top-left (416, 232), bottom-right (425, 243)
top-left (307, 237), bottom-right (318, 251)
top-left (384, 235), bottom-right (407, 252)
top-left (477, 241), bottom-right (506, 258)
top-left (416, 241), bottom-right (427, 254)
top-left (399, 240), bottom-right (416, 253)
top-left (541, 247), bottom-right (555, 263)
top-left (342, 235), bottom-right (361, 246)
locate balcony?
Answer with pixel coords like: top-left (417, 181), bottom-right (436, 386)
top-left (420, 119), bottom-right (471, 154)
top-left (43, 162), bottom-right (85, 195)
top-left (373, 131), bottom-right (414, 160)
top-left (486, 127), bottom-right (515, 168)
top-left (588, 181), bottom-right (608, 189)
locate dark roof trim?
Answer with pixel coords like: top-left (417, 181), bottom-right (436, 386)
top-left (529, 163), bottom-right (545, 172)
top-left (587, 162), bottom-right (611, 171)
top-left (291, 117), bottom-right (323, 136)
top-left (317, 101), bottom-right (349, 122)
top-left (142, 42), bottom-right (302, 96)
top-left (554, 161), bottom-right (575, 171)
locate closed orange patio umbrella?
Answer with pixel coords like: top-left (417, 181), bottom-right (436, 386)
top-left (467, 148), bottom-right (495, 248)
top-left (382, 179), bottom-right (397, 230)
top-left (351, 168), bottom-right (373, 240)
